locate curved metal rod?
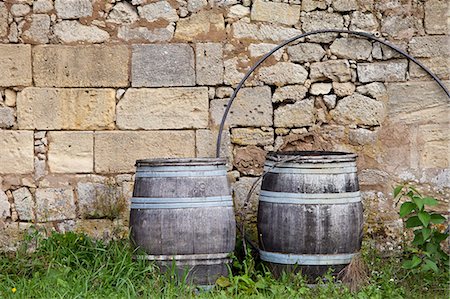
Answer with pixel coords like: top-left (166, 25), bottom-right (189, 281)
top-left (216, 29), bottom-right (450, 157)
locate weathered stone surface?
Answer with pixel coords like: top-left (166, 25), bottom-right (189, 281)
top-left (386, 81), bottom-right (450, 124)
top-left (249, 43), bottom-right (283, 61)
top-left (356, 82), bottom-right (387, 100)
top-left (228, 4), bottom-right (250, 19)
top-left (76, 181), bottom-right (119, 218)
top-left (349, 128), bottom-right (378, 145)
top-left (95, 131), bottom-right (196, 173)
top-left (424, 0), bottom-right (448, 34)
top-left (418, 124), bottom-right (449, 168)
top-left (357, 60), bottom-right (408, 83)
top-left (232, 20), bottom-right (301, 42)
top-left (132, 44), bottom-right (195, 87)
top-left (0, 190), bottom-right (10, 219)
top-left (4, 90), bottom-right (17, 107)
top-left (174, 11), bottom-right (225, 41)
top-left (349, 11), bottom-right (378, 32)
top-left (310, 60), bottom-right (351, 82)
top-left (310, 83), bottom-right (332, 95)
top-left (272, 85), bottom-right (308, 103)
top-left (381, 15), bottom-right (417, 40)
top-left (0, 3), bottom-right (8, 37)
top-left (12, 187), bottom-right (33, 221)
top-left (301, 0), bottom-right (326, 12)
top-left (250, 0), bottom-right (300, 26)
top-left (332, 82), bottom-right (355, 97)
top-left (332, 0), bottom-right (358, 11)
top-left (107, 2), bottom-right (138, 24)
top-left (330, 38), bottom-right (372, 60)
top-left (33, 45), bottom-right (129, 87)
top-left (410, 57), bottom-right (450, 80)
top-left (22, 14), bottom-right (50, 44)
top-left (409, 36), bottom-right (449, 58)
top-left (48, 131), bottom-right (94, 173)
top-left (0, 45), bottom-right (32, 87)
top-left (302, 11), bottom-right (344, 43)
top-left (195, 129), bottom-right (232, 169)
top-left (36, 188), bottom-right (76, 222)
top-left (233, 145), bottom-right (266, 176)
top-left (331, 93), bottom-right (385, 126)
top-left (231, 128), bottom-right (273, 146)
top-left (288, 43), bottom-right (325, 63)
top-left (258, 62), bottom-right (308, 86)
top-left (0, 131), bottom-right (34, 174)
top-left (187, 0), bottom-right (207, 12)
top-left (138, 1), bottom-right (178, 22)
top-left (17, 88), bottom-right (115, 130)
top-left (55, 0), bottom-right (92, 19)
top-left (274, 98), bottom-right (315, 127)
top-left (118, 25), bottom-right (174, 42)
top-left (116, 88), bottom-right (208, 129)
top-left (223, 57), bottom-right (254, 86)
top-left (54, 21), bottom-right (110, 43)
top-left (323, 94), bottom-right (337, 109)
top-left (11, 4), bottom-right (30, 17)
top-left (233, 177), bottom-right (260, 226)
top-left (196, 43), bottom-right (223, 85)
top-left (33, 0), bottom-right (53, 13)
top-left (0, 107), bottom-right (15, 128)
top-left (210, 86), bottom-right (273, 127)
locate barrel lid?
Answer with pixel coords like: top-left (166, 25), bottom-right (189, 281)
top-left (266, 151), bottom-right (357, 163)
top-left (136, 157), bottom-right (227, 167)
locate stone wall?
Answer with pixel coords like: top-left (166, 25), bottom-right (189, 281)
top-left (0, 0), bottom-right (448, 252)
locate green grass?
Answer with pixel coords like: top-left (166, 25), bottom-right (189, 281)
top-left (0, 231), bottom-right (448, 298)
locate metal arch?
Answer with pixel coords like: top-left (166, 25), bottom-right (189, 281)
top-left (216, 29), bottom-right (450, 157)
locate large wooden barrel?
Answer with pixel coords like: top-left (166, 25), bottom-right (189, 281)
top-left (257, 151), bottom-right (363, 281)
top-left (130, 158), bottom-right (236, 286)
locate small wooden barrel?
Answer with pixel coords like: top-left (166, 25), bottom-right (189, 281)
top-left (257, 151), bottom-right (363, 281)
top-left (130, 158), bottom-right (236, 286)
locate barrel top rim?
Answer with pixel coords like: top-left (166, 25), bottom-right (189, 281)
top-left (266, 151), bottom-right (357, 162)
top-left (136, 157), bottom-right (227, 167)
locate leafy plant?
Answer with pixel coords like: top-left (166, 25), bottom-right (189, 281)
top-left (394, 185), bottom-right (449, 273)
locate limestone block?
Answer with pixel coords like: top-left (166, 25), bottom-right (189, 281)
top-left (288, 43), bottom-right (325, 63)
top-left (424, 0), bottom-right (448, 34)
top-left (55, 0), bottom-right (92, 19)
top-left (118, 25), bottom-right (174, 42)
top-left (310, 83), bottom-right (332, 95)
top-left (272, 85), bottom-right (308, 103)
top-left (17, 88), bottom-right (116, 130)
top-left (195, 129), bottom-right (233, 170)
top-left (250, 0), bottom-right (300, 26)
top-left (410, 57), bottom-right (450, 80)
top-left (94, 131), bottom-right (196, 173)
top-left (356, 82), bottom-right (387, 100)
top-left (302, 11), bottom-right (344, 43)
top-left (258, 62), bottom-right (308, 86)
top-left (301, 0), bottom-right (326, 12)
top-left (249, 43), bottom-right (283, 61)
top-left (210, 86), bottom-right (273, 127)
top-left (381, 15), bottom-right (417, 40)
top-left (0, 190), bottom-right (10, 219)
top-left (409, 36), bottom-right (449, 58)
top-left (107, 2), bottom-right (139, 24)
top-left (48, 131), bottom-right (94, 173)
top-left (11, 4), bottom-right (30, 17)
top-left (174, 11), bottom-right (225, 42)
top-left (386, 81), bottom-right (450, 124)
top-left (116, 87), bottom-right (209, 129)
top-left (138, 1), bottom-right (178, 22)
top-left (228, 5), bottom-right (250, 19)
top-left (323, 94), bottom-right (337, 109)
top-left (310, 60), bottom-right (351, 82)
top-left (348, 128), bottom-right (378, 146)
top-left (0, 131), bottom-right (34, 174)
top-left (0, 107), bottom-right (15, 128)
top-left (5, 90), bottom-right (17, 107)
top-left (22, 14), bottom-right (50, 44)
top-left (274, 98), bottom-right (315, 127)
top-left (132, 44), bottom-right (195, 87)
top-left (231, 128), bottom-right (274, 146)
top-left (232, 21), bottom-right (301, 42)
top-left (12, 187), bottom-right (33, 221)
top-left (76, 181), bottom-right (109, 218)
top-left (418, 124), bottom-right (449, 168)
top-left (233, 177), bottom-right (260, 224)
top-left (349, 11), bottom-right (378, 32)
top-left (330, 93), bottom-right (385, 126)
top-left (33, 0), bottom-right (53, 13)
top-left (54, 21), bottom-right (110, 43)
top-left (332, 82), bottom-right (355, 97)
top-left (196, 43), bottom-right (224, 85)
top-left (0, 45), bottom-right (32, 87)
top-left (358, 60), bottom-right (408, 83)
top-left (33, 45), bottom-right (129, 87)
top-left (36, 188), bottom-right (76, 222)
top-left (187, 0), bottom-right (207, 13)
top-left (332, 0), bottom-right (358, 12)
top-left (330, 38), bottom-right (372, 60)
top-left (0, 3), bottom-right (7, 37)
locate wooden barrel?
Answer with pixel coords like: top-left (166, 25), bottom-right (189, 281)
top-left (257, 151), bottom-right (363, 281)
top-left (130, 158), bottom-right (236, 286)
